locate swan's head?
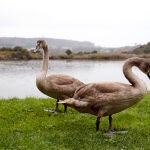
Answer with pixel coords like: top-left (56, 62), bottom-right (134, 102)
top-left (138, 59), bottom-right (150, 79)
top-left (34, 40), bottom-right (47, 52)
top-left (58, 98), bottom-right (87, 110)
top-left (126, 57), bottom-right (150, 79)
top-left (58, 98), bottom-right (77, 107)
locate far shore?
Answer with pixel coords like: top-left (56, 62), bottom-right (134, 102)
top-left (0, 50), bottom-right (150, 61)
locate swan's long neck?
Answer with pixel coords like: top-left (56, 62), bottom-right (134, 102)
top-left (37, 45), bottom-right (49, 80)
top-left (123, 58), bottom-right (147, 91)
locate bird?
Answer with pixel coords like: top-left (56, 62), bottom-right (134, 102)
top-left (35, 40), bottom-right (84, 112)
top-left (59, 57), bottom-right (150, 133)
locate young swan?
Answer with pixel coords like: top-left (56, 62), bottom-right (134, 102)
top-left (35, 40), bottom-right (84, 112)
top-left (59, 57), bottom-right (150, 132)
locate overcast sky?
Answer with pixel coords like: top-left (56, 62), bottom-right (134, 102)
top-left (0, 0), bottom-right (150, 47)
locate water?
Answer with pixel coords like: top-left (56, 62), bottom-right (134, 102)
top-left (0, 60), bottom-right (149, 98)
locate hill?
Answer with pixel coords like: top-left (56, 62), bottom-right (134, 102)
top-left (0, 37), bottom-right (107, 54)
top-left (0, 37), bottom-right (143, 54)
top-left (131, 42), bottom-right (150, 54)
top-left (113, 45), bottom-right (139, 53)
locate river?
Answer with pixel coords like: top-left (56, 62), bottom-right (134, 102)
top-left (0, 60), bottom-right (149, 98)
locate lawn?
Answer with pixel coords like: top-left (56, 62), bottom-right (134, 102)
top-left (0, 93), bottom-right (149, 150)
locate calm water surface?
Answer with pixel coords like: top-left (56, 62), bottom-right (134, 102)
top-left (0, 60), bottom-right (149, 98)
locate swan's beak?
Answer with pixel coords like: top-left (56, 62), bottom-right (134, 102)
top-left (58, 100), bottom-right (66, 104)
top-left (34, 45), bottom-right (38, 52)
top-left (58, 98), bottom-right (74, 105)
top-left (34, 49), bottom-right (37, 53)
top-left (34, 45), bottom-right (41, 52)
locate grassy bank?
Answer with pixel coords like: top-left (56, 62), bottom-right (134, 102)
top-left (50, 53), bottom-right (150, 60)
top-left (0, 94), bottom-right (149, 150)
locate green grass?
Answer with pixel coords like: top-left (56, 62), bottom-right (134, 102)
top-left (0, 94), bottom-right (150, 150)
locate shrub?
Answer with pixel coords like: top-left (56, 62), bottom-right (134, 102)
top-left (11, 48), bottom-right (31, 60)
top-left (65, 49), bottom-right (72, 55)
top-left (91, 50), bottom-right (97, 53)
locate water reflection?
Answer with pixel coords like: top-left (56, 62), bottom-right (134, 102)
top-left (0, 60), bottom-right (149, 98)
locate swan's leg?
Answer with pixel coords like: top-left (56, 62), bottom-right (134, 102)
top-left (103, 115), bottom-right (115, 136)
top-left (108, 115), bottom-right (114, 132)
top-left (105, 115), bottom-right (127, 135)
top-left (64, 104), bottom-right (67, 113)
top-left (96, 116), bottom-right (101, 131)
top-left (54, 99), bottom-right (59, 112)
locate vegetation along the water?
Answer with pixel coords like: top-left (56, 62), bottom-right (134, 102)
top-left (1, 41), bottom-right (150, 61)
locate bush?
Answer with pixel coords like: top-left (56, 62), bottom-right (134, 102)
top-left (11, 48), bottom-right (31, 60)
top-left (91, 50), bottom-right (97, 53)
top-left (65, 49), bottom-right (72, 55)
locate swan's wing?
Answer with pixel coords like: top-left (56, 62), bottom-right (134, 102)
top-left (45, 74), bottom-right (84, 98)
top-left (46, 74), bottom-right (83, 86)
top-left (74, 82), bottom-right (130, 102)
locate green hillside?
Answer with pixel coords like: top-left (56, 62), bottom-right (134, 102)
top-left (132, 42), bottom-right (150, 54)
